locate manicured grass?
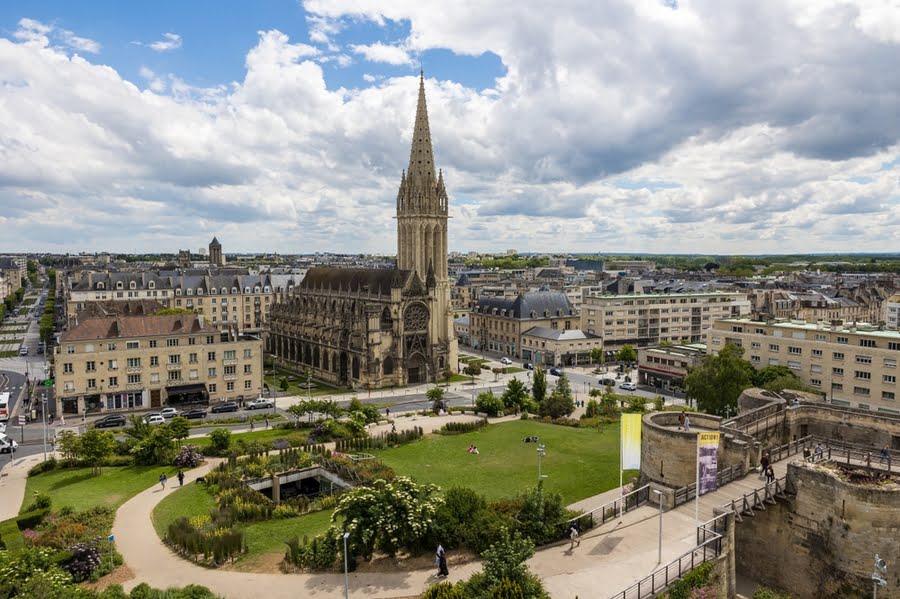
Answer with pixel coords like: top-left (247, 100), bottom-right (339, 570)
top-left (188, 427), bottom-right (307, 451)
top-left (23, 464), bottom-right (176, 513)
top-left (0, 351), bottom-right (17, 358)
top-left (152, 481), bottom-right (217, 539)
top-left (265, 367), bottom-right (346, 398)
top-left (373, 420), bottom-right (636, 504)
top-left (239, 510), bottom-right (332, 564)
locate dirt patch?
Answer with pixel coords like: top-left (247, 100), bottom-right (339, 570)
top-left (352, 549), bottom-right (479, 574)
top-left (81, 564), bottom-right (135, 592)
top-left (223, 550), bottom-right (285, 573)
top-left (104, 493), bottom-right (124, 506)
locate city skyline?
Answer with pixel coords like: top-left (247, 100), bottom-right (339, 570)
top-left (1, 1), bottom-right (899, 255)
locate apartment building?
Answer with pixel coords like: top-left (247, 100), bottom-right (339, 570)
top-left (885, 293), bottom-right (900, 330)
top-left (637, 343), bottom-right (706, 392)
top-left (581, 291), bottom-right (750, 350)
top-left (470, 292), bottom-right (577, 358)
top-left (55, 314), bottom-right (263, 416)
top-left (65, 270), bottom-right (302, 332)
top-left (708, 318), bottom-right (900, 414)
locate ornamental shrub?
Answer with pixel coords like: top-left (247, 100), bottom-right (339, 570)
top-left (207, 429), bottom-right (232, 456)
top-left (421, 581), bottom-right (465, 599)
top-left (476, 392), bottom-right (504, 417)
top-left (173, 445), bottom-right (203, 468)
top-left (63, 539), bottom-right (102, 582)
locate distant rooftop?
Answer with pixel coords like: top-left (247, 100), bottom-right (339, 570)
top-left (718, 317), bottom-right (900, 339)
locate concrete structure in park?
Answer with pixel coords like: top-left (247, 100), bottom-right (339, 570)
top-left (55, 313), bottom-right (262, 416)
top-left (637, 343), bottom-right (706, 392)
top-left (266, 73), bottom-right (457, 389)
top-left (708, 317), bottom-right (900, 414)
top-left (208, 236), bottom-right (224, 267)
top-left (520, 326), bottom-right (602, 367)
top-left (581, 291), bottom-right (750, 350)
top-left (469, 291), bottom-right (578, 357)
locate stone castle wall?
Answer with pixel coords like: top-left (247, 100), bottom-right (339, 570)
top-left (735, 461), bottom-right (900, 599)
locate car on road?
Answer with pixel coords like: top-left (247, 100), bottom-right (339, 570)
top-left (160, 407), bottom-right (180, 419)
top-left (18, 346), bottom-right (28, 356)
top-left (599, 378), bottom-right (616, 387)
top-left (145, 414), bottom-right (165, 426)
top-left (182, 408), bottom-right (207, 420)
top-left (549, 368), bottom-right (563, 376)
top-left (499, 357), bottom-right (512, 365)
top-left (523, 362), bottom-right (534, 370)
top-left (619, 382), bottom-right (638, 391)
top-left (211, 401), bottom-right (239, 414)
top-left (0, 435), bottom-right (17, 453)
top-left (245, 398), bottom-right (274, 410)
top-left (93, 414), bottom-right (127, 428)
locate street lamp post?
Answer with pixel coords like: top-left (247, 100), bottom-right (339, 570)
top-left (41, 394), bottom-right (48, 461)
top-left (536, 444), bottom-right (547, 483)
top-left (652, 489), bottom-right (663, 564)
top-left (343, 532), bottom-right (351, 599)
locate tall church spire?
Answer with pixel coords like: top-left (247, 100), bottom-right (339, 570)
top-left (407, 70), bottom-right (436, 184)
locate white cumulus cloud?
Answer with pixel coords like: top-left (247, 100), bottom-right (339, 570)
top-left (149, 32), bottom-right (182, 52)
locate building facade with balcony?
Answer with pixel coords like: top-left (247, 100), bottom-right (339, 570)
top-left (581, 291), bottom-right (750, 350)
top-left (470, 291), bottom-right (577, 358)
top-left (55, 313), bottom-right (262, 416)
top-left (707, 318), bottom-right (900, 414)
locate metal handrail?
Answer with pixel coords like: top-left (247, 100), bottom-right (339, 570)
top-left (608, 516), bottom-right (727, 599)
top-left (672, 463), bottom-right (744, 507)
top-left (566, 484), bottom-right (651, 529)
top-left (806, 445), bottom-right (895, 474)
top-left (719, 475), bottom-right (787, 522)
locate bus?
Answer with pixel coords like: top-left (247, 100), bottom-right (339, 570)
top-left (0, 392), bottom-right (10, 422)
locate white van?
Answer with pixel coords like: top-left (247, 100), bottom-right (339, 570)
top-left (0, 434), bottom-right (17, 454)
top-left (0, 392), bottom-right (9, 422)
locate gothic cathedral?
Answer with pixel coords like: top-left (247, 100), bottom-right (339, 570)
top-left (267, 73), bottom-right (458, 388)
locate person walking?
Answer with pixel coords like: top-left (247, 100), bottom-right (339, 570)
top-left (765, 465), bottom-right (775, 485)
top-left (177, 470), bottom-right (185, 487)
top-left (435, 544), bottom-right (448, 578)
top-left (683, 413), bottom-right (691, 433)
top-left (678, 411), bottom-right (685, 431)
top-left (159, 472), bottom-right (168, 490)
top-left (265, 416), bottom-right (269, 429)
top-left (569, 523), bottom-right (581, 549)
top-left (880, 446), bottom-right (890, 465)
top-left (250, 420), bottom-right (255, 432)
top-left (760, 452), bottom-right (770, 479)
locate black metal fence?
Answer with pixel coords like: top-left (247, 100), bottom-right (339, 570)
top-left (566, 484), bottom-right (651, 530)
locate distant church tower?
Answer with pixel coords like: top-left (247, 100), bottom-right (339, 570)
top-left (396, 72), bottom-right (458, 372)
top-left (209, 237), bottom-right (224, 267)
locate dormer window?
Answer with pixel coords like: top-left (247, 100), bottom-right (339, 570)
top-left (544, 310), bottom-right (550, 318)
top-left (129, 281), bottom-right (136, 289)
top-left (244, 287), bottom-right (251, 294)
top-left (186, 289), bottom-right (193, 296)
top-left (210, 288), bottom-right (216, 294)
top-left (254, 286), bottom-right (261, 293)
top-left (264, 286), bottom-right (271, 293)
top-left (530, 310), bottom-right (537, 318)
top-left (197, 289), bottom-right (203, 295)
top-left (232, 287), bottom-right (238, 294)
top-left (148, 281), bottom-right (155, 289)
top-left (97, 283), bottom-right (105, 290)
top-left (116, 282), bottom-right (123, 290)
top-left (176, 289), bottom-right (182, 296)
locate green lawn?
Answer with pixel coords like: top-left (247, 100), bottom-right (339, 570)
top-left (23, 464), bottom-right (177, 513)
top-left (265, 367), bottom-right (346, 398)
top-left (373, 420), bottom-right (634, 504)
top-left (152, 481), bottom-right (217, 538)
top-left (188, 428), bottom-right (301, 451)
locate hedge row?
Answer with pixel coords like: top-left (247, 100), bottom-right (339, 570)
top-left (333, 427), bottom-right (423, 451)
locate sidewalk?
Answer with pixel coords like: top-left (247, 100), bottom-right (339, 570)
top-left (0, 452), bottom-right (50, 520)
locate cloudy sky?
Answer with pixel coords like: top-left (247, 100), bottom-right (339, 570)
top-left (1, 0), bottom-right (899, 255)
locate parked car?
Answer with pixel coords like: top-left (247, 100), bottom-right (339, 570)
top-left (500, 357), bottom-right (512, 365)
top-left (18, 346), bottom-right (28, 356)
top-left (94, 414), bottom-right (127, 428)
top-left (160, 407), bottom-right (180, 419)
top-left (523, 362), bottom-right (534, 370)
top-left (211, 401), bottom-right (239, 414)
top-left (619, 382), bottom-right (638, 391)
top-left (245, 398), bottom-right (274, 410)
top-left (0, 435), bottom-right (17, 454)
top-left (549, 368), bottom-right (562, 376)
top-left (182, 408), bottom-right (207, 420)
top-left (599, 378), bottom-right (616, 387)
top-left (145, 414), bottom-right (165, 426)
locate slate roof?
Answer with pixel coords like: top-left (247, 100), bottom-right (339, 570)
top-left (61, 314), bottom-right (217, 342)
top-left (522, 327), bottom-right (601, 341)
top-left (300, 267), bottom-right (413, 296)
top-left (475, 291), bottom-right (575, 319)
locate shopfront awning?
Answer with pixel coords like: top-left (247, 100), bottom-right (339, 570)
top-left (165, 383), bottom-right (209, 405)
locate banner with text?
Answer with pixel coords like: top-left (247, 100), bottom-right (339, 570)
top-left (697, 432), bottom-right (720, 495)
top-left (620, 413), bottom-right (642, 470)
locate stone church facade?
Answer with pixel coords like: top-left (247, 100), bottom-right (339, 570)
top-left (267, 74), bottom-right (458, 388)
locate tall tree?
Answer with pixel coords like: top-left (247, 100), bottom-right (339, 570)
top-left (590, 347), bottom-right (605, 367)
top-left (531, 367), bottom-right (547, 405)
top-left (684, 343), bottom-right (753, 416)
top-left (616, 344), bottom-right (637, 363)
top-left (169, 416), bottom-right (191, 446)
top-left (79, 430), bottom-right (116, 475)
top-left (501, 378), bottom-right (529, 411)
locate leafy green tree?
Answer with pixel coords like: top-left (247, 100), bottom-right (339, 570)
top-left (616, 344), bottom-right (637, 363)
top-left (684, 343), bottom-right (753, 416)
top-left (476, 391), bottom-right (505, 416)
top-left (56, 430), bottom-right (82, 461)
top-left (279, 377), bottom-right (289, 392)
top-left (427, 386), bottom-right (446, 413)
top-left (501, 378), bottom-right (529, 412)
top-left (481, 527), bottom-right (535, 586)
top-left (79, 429), bottom-right (116, 475)
top-left (208, 428), bottom-right (232, 455)
top-left (539, 390), bottom-right (575, 418)
top-left (750, 365), bottom-right (795, 388)
top-left (125, 414), bottom-right (151, 442)
top-left (552, 372), bottom-right (573, 402)
top-left (131, 426), bottom-right (175, 465)
top-left (531, 367), bottom-right (547, 405)
top-left (168, 416), bottom-right (191, 446)
top-left (464, 363), bottom-right (482, 378)
top-left (331, 476), bottom-right (443, 559)
top-left (590, 347), bottom-right (605, 366)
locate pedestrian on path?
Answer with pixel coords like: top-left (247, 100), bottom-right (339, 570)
top-left (569, 523), bottom-right (581, 549)
top-left (159, 472), bottom-right (168, 490)
top-left (177, 470), bottom-right (185, 487)
top-left (265, 416), bottom-right (269, 429)
top-left (683, 414), bottom-right (691, 433)
top-left (435, 544), bottom-right (449, 578)
top-left (759, 452), bottom-right (770, 479)
top-left (765, 465), bottom-right (775, 485)
top-left (880, 446), bottom-right (890, 464)
top-left (250, 420), bottom-right (255, 432)
top-left (678, 411), bottom-right (685, 430)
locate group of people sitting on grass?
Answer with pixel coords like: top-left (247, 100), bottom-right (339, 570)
top-left (523, 436), bottom-right (540, 443)
top-left (467, 445), bottom-right (480, 454)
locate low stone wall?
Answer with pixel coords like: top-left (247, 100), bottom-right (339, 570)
top-left (640, 411), bottom-right (755, 489)
top-left (735, 461), bottom-right (900, 599)
top-left (786, 404), bottom-right (900, 449)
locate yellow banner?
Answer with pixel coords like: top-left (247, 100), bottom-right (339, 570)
top-left (698, 432), bottom-right (720, 447)
top-left (621, 413), bottom-right (642, 470)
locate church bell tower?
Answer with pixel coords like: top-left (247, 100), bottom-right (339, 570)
top-left (396, 72), bottom-right (458, 373)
